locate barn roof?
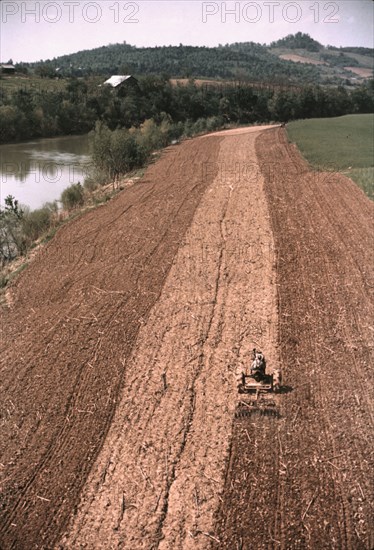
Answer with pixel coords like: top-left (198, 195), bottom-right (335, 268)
top-left (1, 64), bottom-right (15, 70)
top-left (103, 75), bottom-right (135, 88)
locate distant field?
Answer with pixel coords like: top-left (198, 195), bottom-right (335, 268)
top-left (279, 53), bottom-right (326, 66)
top-left (287, 114), bottom-right (374, 199)
top-left (344, 67), bottom-right (373, 78)
top-left (338, 51), bottom-right (374, 69)
top-left (270, 47), bottom-right (322, 63)
top-left (271, 47), bottom-right (373, 70)
top-left (0, 76), bottom-right (67, 94)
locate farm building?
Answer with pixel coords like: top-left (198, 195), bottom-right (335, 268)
top-left (1, 64), bottom-right (16, 75)
top-left (103, 75), bottom-right (138, 90)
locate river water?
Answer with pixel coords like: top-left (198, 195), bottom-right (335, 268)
top-left (0, 134), bottom-right (92, 210)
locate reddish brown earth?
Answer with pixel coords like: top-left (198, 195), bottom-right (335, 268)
top-left (278, 54), bottom-right (326, 66)
top-left (344, 67), bottom-right (373, 79)
top-left (214, 129), bottom-right (374, 549)
top-left (61, 126), bottom-right (278, 550)
top-left (0, 136), bottom-right (223, 549)
top-left (1, 127), bottom-right (373, 550)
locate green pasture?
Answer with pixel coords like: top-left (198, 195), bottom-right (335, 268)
top-left (287, 114), bottom-right (374, 199)
top-left (0, 75), bottom-right (67, 94)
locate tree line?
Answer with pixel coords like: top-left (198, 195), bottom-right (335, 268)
top-left (23, 36), bottom-right (373, 85)
top-left (0, 76), bottom-right (373, 144)
top-left (270, 32), bottom-right (322, 52)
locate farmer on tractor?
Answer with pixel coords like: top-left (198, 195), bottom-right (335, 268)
top-left (250, 348), bottom-right (266, 381)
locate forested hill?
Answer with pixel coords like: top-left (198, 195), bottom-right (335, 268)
top-left (30, 42), bottom-right (320, 83)
top-left (19, 33), bottom-right (372, 86)
top-left (270, 32), bottom-right (373, 57)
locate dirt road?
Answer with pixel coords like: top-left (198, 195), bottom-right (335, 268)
top-left (1, 126), bottom-right (373, 550)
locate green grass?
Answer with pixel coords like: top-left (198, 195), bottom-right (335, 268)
top-left (339, 52), bottom-right (373, 69)
top-left (287, 114), bottom-right (374, 199)
top-left (342, 167), bottom-right (374, 200)
top-left (0, 75), bottom-right (67, 94)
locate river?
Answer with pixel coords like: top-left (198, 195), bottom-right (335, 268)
top-left (0, 134), bottom-right (92, 210)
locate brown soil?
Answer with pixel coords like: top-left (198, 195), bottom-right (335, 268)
top-left (61, 126), bottom-right (278, 549)
top-left (0, 136), bottom-right (223, 549)
top-left (214, 128), bottom-right (374, 549)
top-left (278, 54), bottom-right (326, 66)
top-left (344, 67), bottom-right (373, 78)
top-left (1, 127), bottom-right (373, 550)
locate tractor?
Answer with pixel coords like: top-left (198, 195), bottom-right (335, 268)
top-left (236, 349), bottom-right (282, 418)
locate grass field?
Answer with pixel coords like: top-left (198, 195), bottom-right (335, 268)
top-left (0, 75), bottom-right (67, 94)
top-left (287, 114), bottom-right (374, 199)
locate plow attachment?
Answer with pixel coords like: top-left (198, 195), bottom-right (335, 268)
top-left (235, 398), bottom-right (279, 418)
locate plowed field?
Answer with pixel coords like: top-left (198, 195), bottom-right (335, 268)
top-left (1, 126), bottom-right (373, 550)
top-left (215, 129), bottom-right (374, 550)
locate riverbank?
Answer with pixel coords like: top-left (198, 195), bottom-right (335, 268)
top-left (0, 171), bottom-right (143, 298)
top-left (1, 118), bottom-right (259, 294)
top-left (0, 116), bottom-right (233, 290)
top-left (0, 134), bottom-right (92, 210)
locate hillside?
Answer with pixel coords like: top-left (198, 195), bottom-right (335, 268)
top-left (27, 42), bottom-right (320, 84)
top-left (21, 34), bottom-right (373, 86)
top-left (268, 33), bottom-right (373, 83)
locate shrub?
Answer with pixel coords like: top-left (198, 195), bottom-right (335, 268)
top-left (83, 178), bottom-right (98, 192)
top-left (138, 119), bottom-right (163, 151)
top-left (61, 183), bottom-right (84, 210)
top-left (21, 202), bottom-right (56, 242)
top-left (206, 115), bottom-right (224, 132)
top-left (0, 273), bottom-right (8, 288)
top-left (92, 122), bottom-right (149, 178)
top-left (168, 121), bottom-right (185, 141)
top-left (183, 120), bottom-right (194, 137)
top-left (0, 195), bottom-right (26, 263)
top-left (91, 117), bottom-right (226, 183)
top-left (192, 118), bottom-right (207, 134)
top-left (111, 129), bottom-right (148, 173)
top-left (84, 168), bottom-right (109, 191)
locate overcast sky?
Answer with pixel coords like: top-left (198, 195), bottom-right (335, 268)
top-left (1, 1), bottom-right (373, 63)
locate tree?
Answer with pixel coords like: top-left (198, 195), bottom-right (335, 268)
top-left (92, 122), bottom-right (148, 180)
top-left (268, 91), bottom-right (295, 122)
top-left (0, 196), bottom-right (26, 264)
top-left (61, 184), bottom-right (84, 210)
top-left (352, 83), bottom-right (374, 113)
top-left (0, 106), bottom-right (22, 141)
top-left (35, 63), bottom-right (56, 78)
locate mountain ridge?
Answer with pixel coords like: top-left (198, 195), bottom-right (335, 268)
top-left (15, 33), bottom-right (373, 86)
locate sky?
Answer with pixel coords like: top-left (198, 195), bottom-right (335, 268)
top-left (1, 1), bottom-right (373, 63)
